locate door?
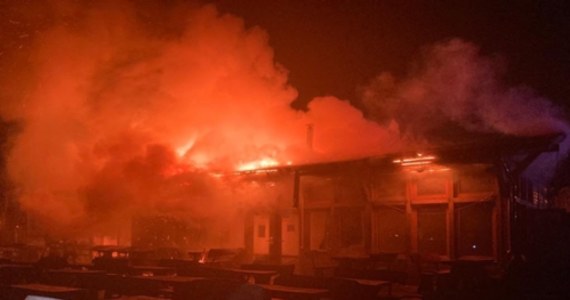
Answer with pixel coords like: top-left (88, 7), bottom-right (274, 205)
top-left (253, 215), bottom-right (270, 255)
top-left (281, 214), bottom-right (299, 256)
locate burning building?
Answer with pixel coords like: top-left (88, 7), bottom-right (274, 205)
top-left (0, 3), bottom-right (569, 291)
top-left (219, 133), bottom-right (567, 267)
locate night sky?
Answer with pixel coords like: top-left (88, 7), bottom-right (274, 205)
top-left (210, 0), bottom-right (570, 110)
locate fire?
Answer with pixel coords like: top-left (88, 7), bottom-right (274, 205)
top-left (393, 153), bottom-right (436, 166)
top-left (186, 153), bottom-right (210, 169)
top-left (237, 157), bottom-right (280, 171)
top-left (175, 138), bottom-right (196, 158)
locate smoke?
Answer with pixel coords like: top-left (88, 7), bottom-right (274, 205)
top-left (4, 2), bottom-right (566, 241)
top-left (361, 39), bottom-right (568, 141)
top-left (303, 96), bottom-right (401, 160)
top-left (361, 39), bottom-right (570, 198)
top-left (1, 1), bottom-right (400, 239)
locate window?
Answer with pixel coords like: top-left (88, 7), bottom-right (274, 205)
top-left (372, 174), bottom-right (406, 202)
top-left (455, 167), bottom-right (495, 196)
top-left (417, 206), bottom-right (447, 255)
top-left (335, 177), bottom-right (366, 204)
top-left (374, 207), bottom-right (408, 253)
top-left (417, 176), bottom-right (447, 196)
top-left (412, 172), bottom-right (450, 203)
top-left (456, 201), bottom-right (493, 257)
top-left (333, 207), bottom-right (364, 248)
top-left (301, 176), bottom-right (335, 205)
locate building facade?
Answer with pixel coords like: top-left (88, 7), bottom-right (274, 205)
top-left (245, 134), bottom-right (565, 264)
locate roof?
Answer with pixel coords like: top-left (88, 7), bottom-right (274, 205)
top-left (236, 133), bottom-right (565, 177)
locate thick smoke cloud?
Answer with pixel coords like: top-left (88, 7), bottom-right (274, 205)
top-left (361, 39), bottom-right (568, 141)
top-left (1, 1), bottom-right (400, 238)
top-left (361, 39), bottom-right (570, 195)
top-left (3, 2), bottom-right (566, 240)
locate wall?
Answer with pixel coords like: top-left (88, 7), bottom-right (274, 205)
top-left (298, 162), bottom-right (500, 259)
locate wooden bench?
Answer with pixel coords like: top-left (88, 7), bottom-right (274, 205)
top-left (274, 274), bottom-right (376, 300)
top-left (0, 264), bottom-right (35, 285)
top-left (171, 278), bottom-right (244, 300)
top-left (128, 265), bottom-right (176, 276)
top-left (224, 267), bottom-right (277, 284)
top-left (339, 277), bottom-right (392, 297)
top-left (257, 283), bottom-right (329, 300)
top-left (241, 263), bottom-right (295, 277)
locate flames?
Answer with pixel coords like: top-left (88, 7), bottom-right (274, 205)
top-left (177, 139), bottom-right (286, 172)
top-left (237, 158), bottom-right (280, 171)
top-left (393, 153), bottom-right (436, 166)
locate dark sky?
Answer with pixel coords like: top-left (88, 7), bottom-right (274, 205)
top-left (211, 0), bottom-right (570, 110)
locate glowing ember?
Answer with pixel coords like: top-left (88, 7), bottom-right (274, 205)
top-left (393, 154), bottom-right (436, 165)
top-left (400, 160), bottom-right (432, 167)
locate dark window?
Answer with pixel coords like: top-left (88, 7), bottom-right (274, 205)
top-left (334, 207), bottom-right (363, 248)
top-left (456, 202), bottom-right (493, 257)
top-left (375, 207), bottom-right (408, 253)
top-left (418, 206), bottom-right (447, 255)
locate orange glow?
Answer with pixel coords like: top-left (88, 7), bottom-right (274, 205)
top-left (186, 152), bottom-right (210, 169)
top-left (93, 235), bottom-right (118, 246)
top-left (209, 172), bottom-right (225, 179)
